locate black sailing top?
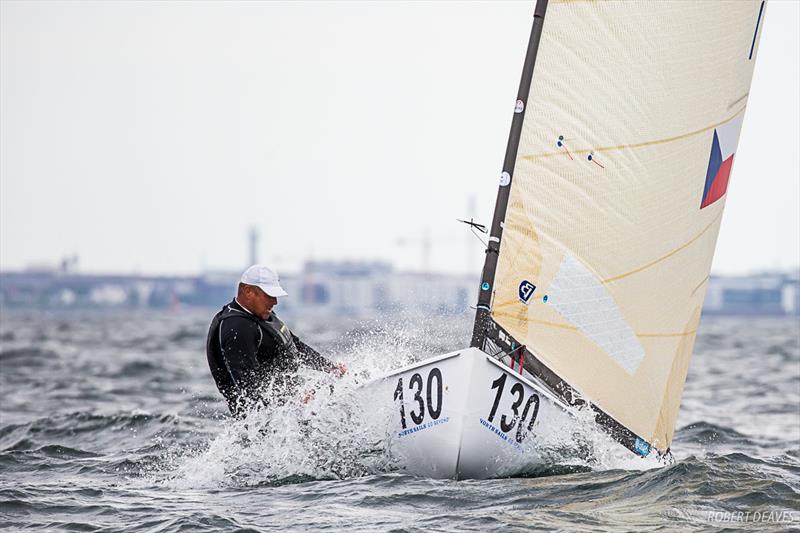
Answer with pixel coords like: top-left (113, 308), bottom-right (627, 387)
top-left (206, 299), bottom-right (335, 416)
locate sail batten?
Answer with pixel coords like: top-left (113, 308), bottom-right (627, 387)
top-left (475, 0), bottom-right (766, 452)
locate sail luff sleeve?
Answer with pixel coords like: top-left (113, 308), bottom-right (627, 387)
top-left (471, 0), bottom-right (549, 349)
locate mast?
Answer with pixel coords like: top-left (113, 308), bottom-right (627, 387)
top-left (471, 0), bottom-right (549, 349)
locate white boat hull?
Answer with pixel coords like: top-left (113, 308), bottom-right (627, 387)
top-left (362, 347), bottom-right (582, 479)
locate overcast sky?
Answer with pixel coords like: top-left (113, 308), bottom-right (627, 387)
top-left (1, 1), bottom-right (798, 276)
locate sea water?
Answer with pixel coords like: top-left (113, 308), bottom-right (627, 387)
top-left (0, 311), bottom-right (798, 531)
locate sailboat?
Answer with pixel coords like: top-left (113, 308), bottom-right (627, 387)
top-left (362, 0), bottom-right (767, 479)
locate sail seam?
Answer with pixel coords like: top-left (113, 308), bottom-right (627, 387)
top-left (602, 211), bottom-right (723, 283)
top-left (493, 313), bottom-right (577, 331)
top-left (520, 105), bottom-right (747, 162)
top-left (691, 276), bottom-right (710, 296)
top-left (494, 311), bottom-right (700, 338)
top-left (638, 330), bottom-right (698, 338)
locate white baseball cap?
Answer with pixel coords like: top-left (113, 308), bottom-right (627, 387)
top-left (240, 264), bottom-right (288, 297)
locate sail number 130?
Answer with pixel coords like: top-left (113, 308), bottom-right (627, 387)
top-left (488, 373), bottom-right (540, 443)
top-left (394, 368), bottom-right (443, 429)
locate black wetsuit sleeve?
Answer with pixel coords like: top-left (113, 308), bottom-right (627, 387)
top-left (292, 333), bottom-right (336, 372)
top-left (219, 317), bottom-right (262, 393)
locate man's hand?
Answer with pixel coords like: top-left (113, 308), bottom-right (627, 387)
top-left (302, 389), bottom-right (315, 404)
top-left (332, 363), bottom-right (347, 378)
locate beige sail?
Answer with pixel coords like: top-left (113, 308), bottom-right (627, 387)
top-left (491, 0), bottom-right (766, 450)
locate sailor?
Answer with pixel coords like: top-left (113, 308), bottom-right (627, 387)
top-left (206, 264), bottom-right (345, 417)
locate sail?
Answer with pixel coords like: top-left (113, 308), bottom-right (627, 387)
top-left (484, 0), bottom-right (766, 452)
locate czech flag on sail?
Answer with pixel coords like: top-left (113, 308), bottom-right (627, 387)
top-left (700, 114), bottom-right (745, 209)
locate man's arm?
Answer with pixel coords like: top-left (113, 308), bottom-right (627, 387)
top-left (219, 317), bottom-right (262, 393)
top-left (292, 333), bottom-right (338, 373)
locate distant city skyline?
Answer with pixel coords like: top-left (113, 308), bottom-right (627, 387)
top-left (2, 260), bottom-right (797, 317)
top-left (2, 1), bottom-right (798, 277)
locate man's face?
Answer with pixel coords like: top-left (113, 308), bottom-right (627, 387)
top-left (246, 285), bottom-right (278, 319)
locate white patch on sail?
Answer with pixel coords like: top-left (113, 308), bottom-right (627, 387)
top-left (716, 113), bottom-right (745, 160)
top-left (547, 254), bottom-right (645, 374)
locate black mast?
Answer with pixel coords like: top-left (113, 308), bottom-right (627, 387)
top-left (471, 0), bottom-right (549, 349)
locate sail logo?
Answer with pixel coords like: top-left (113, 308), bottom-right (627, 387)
top-left (701, 114), bottom-right (745, 209)
top-left (518, 280), bottom-right (536, 304)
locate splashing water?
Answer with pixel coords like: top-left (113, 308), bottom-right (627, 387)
top-left (163, 318), bottom-right (662, 487)
top-left (163, 319), bottom-right (439, 487)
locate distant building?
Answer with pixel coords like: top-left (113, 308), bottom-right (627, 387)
top-left (704, 272), bottom-right (799, 316)
top-left (279, 261), bottom-right (476, 318)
